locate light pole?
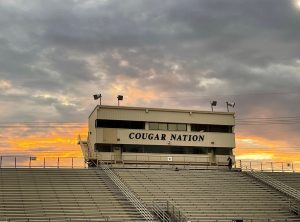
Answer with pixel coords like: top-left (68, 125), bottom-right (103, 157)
top-left (226, 101), bottom-right (235, 112)
top-left (210, 101), bottom-right (217, 112)
top-left (117, 95), bottom-right (123, 106)
top-left (93, 94), bottom-right (102, 105)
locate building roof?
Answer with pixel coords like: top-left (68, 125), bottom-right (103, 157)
top-left (89, 105), bottom-right (235, 118)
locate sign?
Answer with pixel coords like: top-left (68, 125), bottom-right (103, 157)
top-left (128, 132), bottom-right (205, 142)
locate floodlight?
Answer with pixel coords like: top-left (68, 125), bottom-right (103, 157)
top-left (226, 101), bottom-right (235, 112)
top-left (210, 101), bottom-right (217, 111)
top-left (93, 93), bottom-right (102, 105)
top-left (117, 95), bottom-right (123, 106)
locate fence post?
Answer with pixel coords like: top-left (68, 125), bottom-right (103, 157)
top-left (44, 157), bottom-right (45, 168)
top-left (57, 157), bottom-right (60, 168)
top-left (29, 156), bottom-right (31, 168)
top-left (271, 162), bottom-right (273, 172)
top-left (72, 157), bottom-right (73, 169)
top-left (15, 156), bottom-right (17, 168)
top-left (0, 156), bottom-right (2, 168)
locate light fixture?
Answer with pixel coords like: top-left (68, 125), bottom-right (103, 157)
top-left (117, 95), bottom-right (123, 106)
top-left (226, 101), bottom-right (235, 112)
top-left (210, 101), bottom-right (217, 112)
top-left (93, 93), bottom-right (102, 105)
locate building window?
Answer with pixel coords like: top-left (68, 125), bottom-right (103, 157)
top-left (158, 123), bottom-right (168, 130)
top-left (95, 119), bottom-right (145, 129)
top-left (168, 123), bottom-right (177, 131)
top-left (191, 124), bottom-right (232, 133)
top-left (215, 148), bottom-right (232, 155)
top-left (177, 124), bottom-right (187, 131)
top-left (94, 144), bottom-right (112, 152)
top-left (149, 122), bottom-right (159, 130)
top-left (149, 122), bottom-right (187, 131)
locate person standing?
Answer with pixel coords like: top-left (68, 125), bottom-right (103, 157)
top-left (227, 156), bottom-right (233, 170)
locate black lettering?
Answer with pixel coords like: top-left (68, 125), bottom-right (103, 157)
top-left (171, 134), bottom-right (176, 141)
top-left (148, 133), bottom-right (154, 140)
top-left (188, 135), bottom-right (192, 141)
top-left (182, 135), bottom-right (187, 141)
top-left (135, 133), bottom-right (141, 139)
top-left (129, 133), bottom-right (134, 139)
top-left (177, 135), bottom-right (182, 141)
top-left (192, 135), bottom-right (198, 141)
top-left (154, 134), bottom-right (160, 140)
top-left (142, 133), bottom-right (147, 139)
top-left (199, 135), bottom-right (205, 141)
top-left (161, 134), bottom-right (166, 140)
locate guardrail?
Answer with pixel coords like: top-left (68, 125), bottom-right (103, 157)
top-left (152, 201), bottom-right (171, 222)
top-left (236, 160), bottom-right (299, 172)
top-left (98, 160), bottom-right (155, 221)
top-left (0, 217), bottom-right (110, 222)
top-left (0, 156), bottom-right (87, 168)
top-left (0, 155), bottom-right (299, 172)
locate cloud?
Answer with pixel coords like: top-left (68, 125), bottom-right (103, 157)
top-left (0, 0), bottom-right (300, 159)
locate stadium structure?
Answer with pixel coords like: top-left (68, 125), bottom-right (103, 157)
top-left (0, 105), bottom-right (299, 222)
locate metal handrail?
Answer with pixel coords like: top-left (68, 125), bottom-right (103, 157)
top-left (98, 160), bottom-right (155, 221)
top-left (166, 200), bottom-right (189, 222)
top-left (245, 171), bottom-right (300, 200)
top-left (245, 171), bottom-right (300, 215)
top-left (238, 160), bottom-right (298, 172)
top-left (152, 201), bottom-right (171, 222)
top-left (1, 217), bottom-right (110, 221)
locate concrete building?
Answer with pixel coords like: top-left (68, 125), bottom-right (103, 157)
top-left (80, 105), bottom-right (235, 166)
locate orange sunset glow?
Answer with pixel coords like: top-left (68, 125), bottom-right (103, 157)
top-left (1, 123), bottom-right (299, 170)
top-left (1, 0), bottom-right (300, 171)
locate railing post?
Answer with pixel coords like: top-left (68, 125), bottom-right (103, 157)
top-left (15, 156), bottom-right (17, 168)
top-left (282, 162), bottom-right (284, 172)
top-left (57, 157), bottom-right (60, 168)
top-left (72, 157), bottom-right (73, 169)
top-left (292, 162), bottom-right (294, 173)
top-left (260, 162), bottom-right (263, 171)
top-left (167, 200), bottom-right (169, 213)
top-left (0, 156), bottom-right (2, 168)
top-left (44, 157), bottom-right (45, 168)
top-left (29, 156), bottom-right (31, 168)
top-left (271, 162), bottom-right (273, 172)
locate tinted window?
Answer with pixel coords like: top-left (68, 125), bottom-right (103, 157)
top-left (96, 119), bottom-right (145, 129)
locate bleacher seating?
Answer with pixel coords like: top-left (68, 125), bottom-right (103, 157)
top-left (115, 168), bottom-right (300, 221)
top-left (264, 172), bottom-right (300, 191)
top-left (0, 168), bottom-right (145, 221)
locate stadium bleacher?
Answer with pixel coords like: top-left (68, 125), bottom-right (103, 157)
top-left (1, 167), bottom-right (300, 222)
top-left (115, 168), bottom-right (300, 221)
top-left (0, 168), bottom-right (146, 221)
top-left (264, 172), bottom-right (300, 191)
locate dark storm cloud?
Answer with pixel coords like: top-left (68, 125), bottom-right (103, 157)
top-left (0, 0), bottom-right (300, 147)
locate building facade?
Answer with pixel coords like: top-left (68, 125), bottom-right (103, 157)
top-left (80, 105), bottom-right (235, 165)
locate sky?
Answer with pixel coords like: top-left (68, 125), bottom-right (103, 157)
top-left (0, 0), bottom-right (300, 168)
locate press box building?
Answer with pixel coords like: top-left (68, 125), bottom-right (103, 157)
top-left (80, 105), bottom-right (235, 165)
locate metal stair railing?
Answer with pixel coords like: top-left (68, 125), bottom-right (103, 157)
top-left (98, 161), bottom-right (155, 221)
top-left (152, 201), bottom-right (171, 222)
top-left (245, 171), bottom-right (300, 200)
top-left (245, 171), bottom-right (300, 215)
top-left (165, 200), bottom-right (189, 222)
